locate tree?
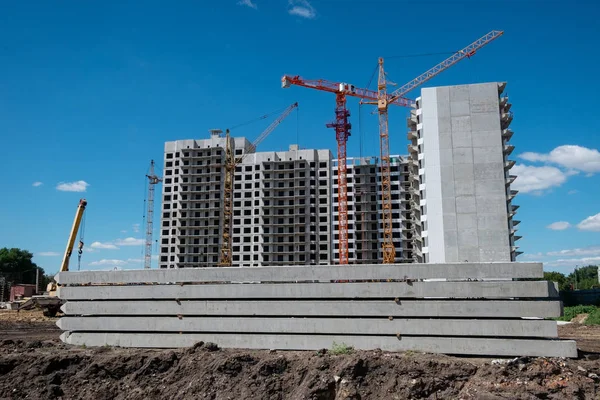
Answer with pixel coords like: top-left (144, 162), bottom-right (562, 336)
top-left (0, 247), bottom-right (43, 284)
top-left (568, 265), bottom-right (599, 290)
top-left (543, 271), bottom-right (570, 291)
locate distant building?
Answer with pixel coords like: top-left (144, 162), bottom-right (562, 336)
top-left (159, 132), bottom-right (332, 268)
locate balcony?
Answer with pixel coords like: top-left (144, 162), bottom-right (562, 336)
top-left (501, 111), bottom-right (513, 129)
top-left (503, 144), bottom-right (515, 156)
top-left (502, 128), bottom-right (514, 140)
top-left (506, 175), bottom-right (517, 185)
top-left (407, 144), bottom-right (418, 154)
top-left (507, 189), bottom-right (519, 201)
top-left (497, 82), bottom-right (507, 94)
top-left (504, 159), bottom-right (516, 170)
top-left (407, 130), bottom-right (418, 140)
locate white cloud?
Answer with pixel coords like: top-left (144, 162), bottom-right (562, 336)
top-left (511, 164), bottom-right (568, 194)
top-left (520, 145), bottom-right (600, 174)
top-left (89, 259), bottom-right (128, 266)
top-left (577, 213), bottom-right (600, 232)
top-left (133, 223), bottom-right (140, 233)
top-left (32, 181), bottom-right (43, 187)
top-left (88, 258), bottom-right (144, 268)
top-left (237, 0), bottom-right (257, 9)
top-left (90, 241), bottom-right (119, 250)
top-left (56, 180), bottom-right (90, 192)
top-left (115, 237), bottom-right (145, 246)
top-left (568, 190), bottom-right (578, 195)
top-left (545, 256), bottom-right (600, 268)
top-left (120, 230), bottom-right (127, 233)
top-left (548, 246), bottom-right (600, 257)
top-left (546, 221), bottom-right (571, 231)
top-left (288, 0), bottom-right (316, 18)
top-left (36, 251), bottom-right (60, 257)
top-left (520, 252), bottom-right (545, 261)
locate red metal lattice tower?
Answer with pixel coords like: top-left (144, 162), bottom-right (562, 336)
top-left (326, 93), bottom-right (351, 265)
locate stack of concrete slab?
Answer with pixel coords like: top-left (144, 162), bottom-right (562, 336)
top-left (56, 262), bottom-right (577, 357)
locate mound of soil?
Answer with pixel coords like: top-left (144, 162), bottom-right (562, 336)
top-left (1, 339), bottom-right (599, 400)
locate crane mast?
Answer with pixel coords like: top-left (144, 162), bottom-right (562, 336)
top-left (219, 102), bottom-right (299, 266)
top-left (145, 160), bottom-right (162, 269)
top-left (283, 30), bottom-right (503, 265)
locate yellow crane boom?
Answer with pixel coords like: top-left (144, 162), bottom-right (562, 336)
top-left (59, 198), bottom-right (87, 272)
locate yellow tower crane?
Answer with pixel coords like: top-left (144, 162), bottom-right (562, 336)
top-left (219, 102), bottom-right (299, 266)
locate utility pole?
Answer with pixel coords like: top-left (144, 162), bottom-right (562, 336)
top-left (35, 268), bottom-right (39, 294)
top-left (145, 160), bottom-right (162, 269)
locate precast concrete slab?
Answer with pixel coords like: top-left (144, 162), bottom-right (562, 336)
top-left (60, 332), bottom-right (578, 358)
top-left (55, 262), bottom-right (543, 285)
top-left (57, 280), bottom-right (559, 301)
top-left (60, 299), bottom-right (563, 318)
top-left (57, 316), bottom-right (558, 337)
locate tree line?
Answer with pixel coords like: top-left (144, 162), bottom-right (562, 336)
top-left (0, 248), bottom-right (53, 299)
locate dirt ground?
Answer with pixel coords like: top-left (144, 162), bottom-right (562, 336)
top-left (1, 311), bottom-right (600, 399)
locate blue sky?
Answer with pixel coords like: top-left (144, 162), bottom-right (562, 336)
top-left (0, 0), bottom-right (598, 275)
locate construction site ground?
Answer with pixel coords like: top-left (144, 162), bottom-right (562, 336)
top-left (1, 310), bottom-right (600, 399)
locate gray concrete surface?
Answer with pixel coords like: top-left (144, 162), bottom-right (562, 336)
top-left (56, 262), bottom-right (543, 285)
top-left (417, 83), bottom-right (518, 263)
top-left (57, 316), bottom-right (558, 337)
top-left (60, 299), bottom-right (563, 318)
top-left (57, 280), bottom-right (558, 300)
top-left (60, 332), bottom-right (578, 358)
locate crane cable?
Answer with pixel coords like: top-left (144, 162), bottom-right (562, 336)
top-left (228, 105), bottom-right (291, 131)
top-left (77, 212), bottom-right (86, 271)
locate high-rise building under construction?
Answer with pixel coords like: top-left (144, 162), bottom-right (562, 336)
top-left (406, 82), bottom-right (519, 263)
top-left (159, 131), bottom-right (332, 269)
top-left (159, 82), bottom-right (520, 268)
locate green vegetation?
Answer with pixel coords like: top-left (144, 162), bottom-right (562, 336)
top-left (555, 305), bottom-right (600, 325)
top-left (330, 341), bottom-right (354, 355)
top-left (535, 266), bottom-right (599, 291)
top-left (0, 248), bottom-right (52, 300)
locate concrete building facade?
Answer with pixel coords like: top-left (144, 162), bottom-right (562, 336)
top-left (331, 156), bottom-right (414, 264)
top-left (407, 82), bottom-right (520, 263)
top-left (159, 132), bottom-right (332, 269)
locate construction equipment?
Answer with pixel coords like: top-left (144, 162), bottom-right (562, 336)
top-left (219, 102), bottom-right (299, 266)
top-left (18, 199), bottom-right (88, 316)
top-left (144, 160), bottom-right (162, 269)
top-left (282, 30), bottom-right (503, 264)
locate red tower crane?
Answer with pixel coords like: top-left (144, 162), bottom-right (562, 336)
top-left (282, 30), bottom-right (503, 265)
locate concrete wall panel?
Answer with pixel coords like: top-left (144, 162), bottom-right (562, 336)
top-left (452, 131), bottom-right (472, 148)
top-left (472, 130), bottom-right (503, 148)
top-left (57, 316), bottom-right (558, 338)
top-left (475, 179), bottom-right (506, 196)
top-left (61, 299), bottom-right (563, 318)
top-left (473, 146), bottom-right (503, 164)
top-left (455, 196), bottom-right (476, 214)
top-left (451, 116), bottom-right (472, 132)
top-left (57, 281), bottom-right (559, 301)
top-left (450, 85), bottom-right (470, 102)
top-left (61, 332), bottom-right (578, 358)
top-left (471, 113), bottom-right (501, 132)
top-left (58, 263), bottom-right (543, 285)
top-left (452, 148), bottom-right (474, 164)
top-left (474, 163), bottom-right (506, 181)
top-left (450, 100), bottom-right (470, 117)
